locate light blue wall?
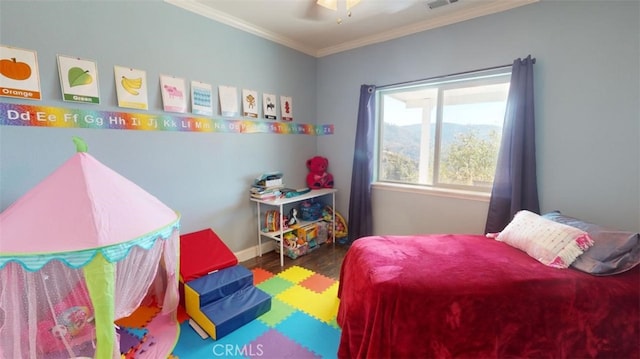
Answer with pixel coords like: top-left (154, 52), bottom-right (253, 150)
top-left (1, 0), bottom-right (638, 254)
top-left (317, 0), bottom-right (640, 233)
top-left (0, 0), bottom-right (318, 252)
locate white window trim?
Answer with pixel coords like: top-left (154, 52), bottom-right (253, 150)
top-left (375, 66), bottom-right (511, 193)
top-left (372, 181), bottom-right (490, 202)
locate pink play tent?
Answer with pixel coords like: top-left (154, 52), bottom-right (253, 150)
top-left (0, 137), bottom-right (181, 358)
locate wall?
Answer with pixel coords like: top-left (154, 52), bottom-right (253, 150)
top-left (0, 0), bottom-right (319, 254)
top-left (317, 0), bottom-right (640, 234)
top-left (2, 0), bottom-right (639, 255)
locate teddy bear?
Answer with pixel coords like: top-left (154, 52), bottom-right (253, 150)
top-left (306, 156), bottom-right (334, 189)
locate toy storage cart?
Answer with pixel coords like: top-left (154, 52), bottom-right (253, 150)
top-left (251, 188), bottom-right (337, 266)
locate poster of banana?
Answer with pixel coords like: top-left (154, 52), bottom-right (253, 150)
top-left (57, 54), bottom-right (100, 104)
top-left (114, 65), bottom-right (148, 110)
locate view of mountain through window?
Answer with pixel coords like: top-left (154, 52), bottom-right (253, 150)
top-left (377, 68), bottom-right (511, 192)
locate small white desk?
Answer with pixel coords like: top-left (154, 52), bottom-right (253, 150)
top-left (251, 188), bottom-right (337, 266)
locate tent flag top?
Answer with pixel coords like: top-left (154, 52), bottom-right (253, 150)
top-left (73, 135), bottom-right (88, 152)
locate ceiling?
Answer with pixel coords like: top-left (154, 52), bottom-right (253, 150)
top-left (166, 0), bottom-right (539, 58)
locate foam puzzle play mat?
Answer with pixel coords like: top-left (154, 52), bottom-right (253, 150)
top-left (173, 265), bottom-right (341, 358)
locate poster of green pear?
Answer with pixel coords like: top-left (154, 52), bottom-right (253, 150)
top-left (57, 54), bottom-right (100, 104)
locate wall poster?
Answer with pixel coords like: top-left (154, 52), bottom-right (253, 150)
top-left (280, 95), bottom-right (293, 121)
top-left (219, 85), bottom-right (238, 117)
top-left (0, 45), bottom-right (41, 100)
top-left (242, 89), bottom-right (258, 118)
top-left (57, 54), bottom-right (100, 104)
top-left (160, 75), bottom-right (187, 113)
top-left (191, 81), bottom-right (213, 116)
top-left (263, 93), bottom-right (277, 120)
top-left (114, 65), bottom-right (148, 110)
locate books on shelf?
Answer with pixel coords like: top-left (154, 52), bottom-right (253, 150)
top-left (250, 172), bottom-right (311, 201)
top-left (250, 191), bottom-right (281, 200)
top-left (251, 171), bottom-right (287, 200)
top-left (254, 171), bottom-right (283, 188)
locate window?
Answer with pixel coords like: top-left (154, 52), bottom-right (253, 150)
top-left (376, 67), bottom-right (511, 192)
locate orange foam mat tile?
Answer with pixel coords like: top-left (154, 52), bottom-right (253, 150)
top-left (252, 267), bottom-right (274, 285)
top-left (299, 272), bottom-right (336, 293)
top-left (115, 305), bottom-right (161, 328)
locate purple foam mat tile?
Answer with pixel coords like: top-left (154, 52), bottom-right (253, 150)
top-left (246, 328), bottom-right (321, 358)
top-left (118, 327), bottom-right (141, 354)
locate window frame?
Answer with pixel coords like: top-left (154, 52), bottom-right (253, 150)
top-left (374, 67), bottom-right (512, 195)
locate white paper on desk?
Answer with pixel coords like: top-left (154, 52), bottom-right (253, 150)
top-left (219, 85), bottom-right (238, 117)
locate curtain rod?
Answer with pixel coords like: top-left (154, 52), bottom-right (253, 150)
top-left (378, 63), bottom-right (513, 89)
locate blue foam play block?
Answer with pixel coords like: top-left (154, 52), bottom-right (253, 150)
top-left (187, 265), bottom-right (253, 307)
top-left (200, 286), bottom-right (272, 339)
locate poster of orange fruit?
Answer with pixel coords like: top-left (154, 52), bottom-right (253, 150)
top-left (0, 45), bottom-right (41, 100)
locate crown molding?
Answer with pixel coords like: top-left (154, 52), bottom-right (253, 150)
top-left (167, 0), bottom-right (539, 58)
top-left (316, 0), bottom-right (539, 57)
top-left (165, 0), bottom-right (318, 57)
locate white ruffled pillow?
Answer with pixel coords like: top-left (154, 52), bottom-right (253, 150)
top-left (490, 210), bottom-right (594, 268)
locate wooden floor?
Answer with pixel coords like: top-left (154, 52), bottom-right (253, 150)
top-left (240, 242), bottom-right (350, 280)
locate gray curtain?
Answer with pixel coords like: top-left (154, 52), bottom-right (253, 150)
top-left (347, 84), bottom-right (376, 243)
top-left (485, 56), bottom-right (539, 233)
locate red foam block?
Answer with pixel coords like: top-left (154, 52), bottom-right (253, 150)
top-left (179, 229), bottom-right (238, 282)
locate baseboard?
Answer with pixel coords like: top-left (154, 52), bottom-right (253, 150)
top-left (234, 241), bottom-right (277, 263)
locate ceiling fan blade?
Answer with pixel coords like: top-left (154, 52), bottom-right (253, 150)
top-left (317, 0), bottom-right (337, 11)
top-left (301, 0), bottom-right (332, 21)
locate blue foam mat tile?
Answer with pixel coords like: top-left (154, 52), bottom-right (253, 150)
top-left (173, 318), bottom-right (270, 358)
top-left (275, 311), bottom-right (341, 359)
top-left (124, 326), bottom-right (148, 339)
top-left (172, 322), bottom-right (217, 358)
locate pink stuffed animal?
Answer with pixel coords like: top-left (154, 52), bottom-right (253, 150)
top-left (306, 156), bottom-right (334, 189)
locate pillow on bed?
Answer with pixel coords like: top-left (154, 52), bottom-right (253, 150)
top-left (493, 210), bottom-right (594, 268)
top-left (542, 211), bottom-right (640, 275)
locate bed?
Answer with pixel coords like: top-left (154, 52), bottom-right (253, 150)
top-left (337, 211), bottom-right (640, 359)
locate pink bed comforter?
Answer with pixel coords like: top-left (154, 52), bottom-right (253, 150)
top-left (337, 234), bottom-right (639, 359)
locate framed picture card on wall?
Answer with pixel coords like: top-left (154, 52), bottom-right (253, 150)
top-left (191, 80), bottom-right (213, 116)
top-left (0, 45), bottom-right (41, 100)
top-left (263, 93), bottom-right (277, 120)
top-left (280, 95), bottom-right (293, 121)
top-left (57, 54), bottom-right (100, 104)
top-left (160, 74), bottom-right (187, 113)
top-left (219, 85), bottom-right (238, 117)
top-left (114, 65), bottom-right (148, 110)
top-left (242, 89), bottom-right (258, 118)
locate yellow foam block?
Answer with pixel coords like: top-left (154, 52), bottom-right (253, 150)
top-left (184, 283), bottom-right (217, 339)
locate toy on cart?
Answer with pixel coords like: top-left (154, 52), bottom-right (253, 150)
top-left (323, 205), bottom-right (348, 242)
top-left (300, 200), bottom-right (323, 221)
